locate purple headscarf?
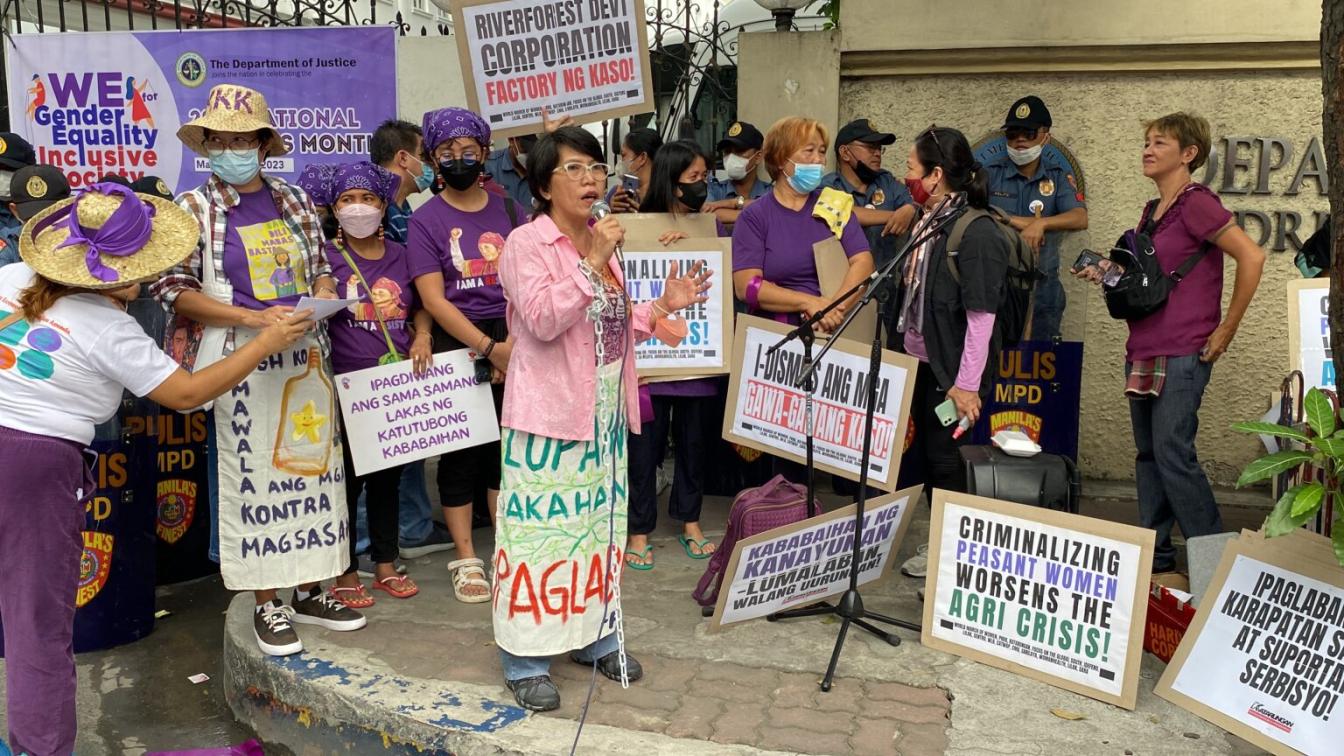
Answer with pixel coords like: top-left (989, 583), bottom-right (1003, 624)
top-left (422, 107), bottom-right (490, 153)
top-left (296, 163), bottom-right (338, 207)
top-left (331, 162), bottom-right (401, 207)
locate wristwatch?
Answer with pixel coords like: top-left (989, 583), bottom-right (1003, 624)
top-left (735, 196), bottom-right (745, 210)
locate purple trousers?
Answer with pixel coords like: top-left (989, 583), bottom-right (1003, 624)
top-left (0, 424), bottom-right (91, 756)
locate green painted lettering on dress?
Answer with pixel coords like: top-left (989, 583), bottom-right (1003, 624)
top-left (502, 430), bottom-right (520, 468)
top-left (524, 435), bottom-right (554, 471)
top-left (547, 492), bottom-right (570, 519)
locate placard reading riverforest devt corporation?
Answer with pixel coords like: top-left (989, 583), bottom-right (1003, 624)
top-left (335, 349), bottom-right (499, 475)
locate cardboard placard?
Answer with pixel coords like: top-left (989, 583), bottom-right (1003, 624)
top-left (448, 0), bottom-right (655, 139)
top-left (922, 489), bottom-right (1154, 709)
top-left (722, 315), bottom-right (917, 491)
top-left (1287, 279), bottom-right (1333, 393)
top-left (708, 486), bottom-right (920, 631)
top-left (814, 237), bottom-right (878, 344)
top-left (1155, 534), bottom-right (1344, 755)
top-left (334, 349), bottom-right (500, 475)
top-left (622, 237), bottom-right (733, 378)
top-left (619, 212), bottom-right (719, 242)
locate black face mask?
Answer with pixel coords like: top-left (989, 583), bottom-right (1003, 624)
top-left (439, 159), bottom-right (483, 191)
top-left (677, 180), bottom-right (708, 212)
top-left (852, 157), bottom-right (882, 185)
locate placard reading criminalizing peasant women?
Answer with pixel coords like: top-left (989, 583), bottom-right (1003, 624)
top-left (5, 26), bottom-right (397, 192)
top-left (709, 487), bottom-right (919, 631)
top-left (335, 350), bottom-right (500, 476)
top-left (449, 0), bottom-right (654, 137)
top-left (623, 239), bottom-right (732, 377)
top-left (723, 315), bottom-right (916, 491)
top-left (1157, 541), bottom-right (1344, 756)
top-left (922, 490), bottom-right (1154, 709)
top-left (1288, 280), bottom-right (1333, 393)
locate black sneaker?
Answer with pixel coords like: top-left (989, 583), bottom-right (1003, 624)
top-left (291, 589), bottom-right (367, 632)
top-left (570, 650), bottom-right (644, 683)
top-left (254, 600), bottom-right (303, 657)
top-left (506, 675), bottom-right (561, 712)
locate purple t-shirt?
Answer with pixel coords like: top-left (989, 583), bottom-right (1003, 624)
top-left (731, 190), bottom-right (869, 296)
top-left (405, 193), bottom-right (514, 321)
top-left (222, 188), bottom-right (307, 309)
top-left (1125, 184), bottom-right (1233, 361)
top-left (327, 240), bottom-right (416, 375)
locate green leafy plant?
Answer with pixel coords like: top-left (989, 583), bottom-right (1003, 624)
top-left (1234, 387), bottom-right (1344, 565)
top-left (816, 0), bottom-right (841, 30)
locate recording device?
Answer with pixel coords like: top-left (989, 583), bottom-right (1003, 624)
top-left (474, 355), bottom-right (493, 384)
top-left (622, 173), bottom-right (640, 196)
top-left (935, 398), bottom-right (959, 427)
top-left (1072, 248), bottom-right (1124, 286)
top-left (588, 199), bottom-right (622, 266)
top-left (1071, 249), bottom-right (1104, 273)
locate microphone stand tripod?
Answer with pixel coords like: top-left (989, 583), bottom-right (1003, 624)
top-left (764, 196), bottom-right (965, 691)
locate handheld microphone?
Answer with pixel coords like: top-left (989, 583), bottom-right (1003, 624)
top-left (589, 200), bottom-right (622, 267)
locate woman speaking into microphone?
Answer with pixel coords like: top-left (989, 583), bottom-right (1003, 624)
top-left (493, 126), bottom-right (711, 712)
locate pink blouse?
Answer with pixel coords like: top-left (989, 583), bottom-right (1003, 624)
top-left (498, 213), bottom-right (660, 441)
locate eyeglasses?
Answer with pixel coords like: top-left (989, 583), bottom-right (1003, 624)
top-left (204, 134), bottom-right (261, 155)
top-left (553, 161), bottom-right (611, 181)
top-left (1005, 127), bottom-right (1040, 141)
top-left (437, 150), bottom-right (481, 164)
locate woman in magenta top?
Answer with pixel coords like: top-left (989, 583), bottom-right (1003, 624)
top-left (493, 126), bottom-right (710, 713)
top-left (1076, 113), bottom-right (1263, 574)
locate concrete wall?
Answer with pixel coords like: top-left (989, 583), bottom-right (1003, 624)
top-left (737, 30), bottom-right (842, 170)
top-left (395, 34), bottom-right (465, 210)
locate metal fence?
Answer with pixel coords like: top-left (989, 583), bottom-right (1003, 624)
top-left (0, 0), bottom-right (446, 36)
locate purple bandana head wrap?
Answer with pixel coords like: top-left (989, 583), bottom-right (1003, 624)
top-left (35, 182), bottom-right (157, 283)
top-left (331, 161), bottom-right (401, 206)
top-left (296, 163), bottom-right (339, 207)
top-left (422, 107), bottom-right (490, 153)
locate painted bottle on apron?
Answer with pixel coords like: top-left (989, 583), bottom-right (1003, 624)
top-left (273, 349), bottom-right (334, 476)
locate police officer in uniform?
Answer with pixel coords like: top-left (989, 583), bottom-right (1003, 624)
top-left (821, 118), bottom-right (916, 267)
top-left (484, 133), bottom-right (538, 210)
top-left (704, 121), bottom-right (772, 227)
top-left (0, 132), bottom-right (37, 265)
top-left (977, 96), bottom-right (1088, 340)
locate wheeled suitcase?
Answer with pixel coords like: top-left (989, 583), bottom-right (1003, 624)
top-left (960, 446), bottom-right (1081, 513)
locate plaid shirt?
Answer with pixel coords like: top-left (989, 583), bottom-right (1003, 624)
top-left (151, 173), bottom-right (332, 355)
top-left (1125, 357), bottom-right (1168, 398)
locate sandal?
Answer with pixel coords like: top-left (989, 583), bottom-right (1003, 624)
top-left (330, 584), bottom-right (375, 609)
top-left (371, 574), bottom-right (419, 599)
top-left (678, 535), bottom-right (716, 560)
top-left (448, 557), bottom-right (491, 603)
top-left (624, 545), bottom-right (654, 571)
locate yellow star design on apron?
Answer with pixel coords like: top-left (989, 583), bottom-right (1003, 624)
top-left (290, 400), bottom-right (327, 444)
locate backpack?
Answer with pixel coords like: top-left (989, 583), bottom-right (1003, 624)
top-left (1103, 197), bottom-right (1210, 321)
top-left (944, 205), bottom-right (1040, 347)
top-left (692, 475), bottom-right (823, 608)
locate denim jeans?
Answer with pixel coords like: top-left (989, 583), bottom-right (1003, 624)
top-left (1032, 246), bottom-right (1065, 341)
top-left (498, 633), bottom-right (619, 681)
top-left (1129, 355), bottom-right (1223, 571)
top-left (355, 460), bottom-right (432, 553)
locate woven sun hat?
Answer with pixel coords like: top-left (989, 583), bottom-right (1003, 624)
top-left (177, 83), bottom-right (288, 157)
top-left (18, 182), bottom-right (199, 290)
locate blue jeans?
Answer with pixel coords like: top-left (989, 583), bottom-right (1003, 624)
top-left (355, 460), bottom-right (432, 553)
top-left (1129, 355), bottom-right (1223, 571)
top-left (499, 633), bottom-right (619, 681)
top-left (1032, 247), bottom-right (1065, 341)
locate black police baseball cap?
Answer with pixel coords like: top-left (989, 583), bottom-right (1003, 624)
top-left (98, 174), bottom-right (132, 187)
top-left (835, 119), bottom-right (896, 150)
top-left (717, 121), bottom-right (764, 152)
top-left (0, 133), bottom-right (36, 172)
top-left (10, 164), bottom-right (71, 220)
top-left (131, 175), bottom-right (175, 200)
top-left (1002, 96), bottom-right (1052, 131)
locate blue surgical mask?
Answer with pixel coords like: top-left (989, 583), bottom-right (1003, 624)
top-left (787, 160), bottom-right (823, 193)
top-left (209, 150), bottom-right (261, 186)
top-left (414, 160), bottom-right (435, 193)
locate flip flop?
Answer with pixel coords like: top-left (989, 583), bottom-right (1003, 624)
top-left (331, 585), bottom-right (375, 609)
top-left (678, 535), bottom-right (716, 560)
top-left (371, 574), bottom-right (419, 599)
top-left (624, 545), bottom-right (654, 571)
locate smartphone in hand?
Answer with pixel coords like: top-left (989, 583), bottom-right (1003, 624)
top-left (1071, 249), bottom-right (1104, 273)
top-left (935, 398), bottom-right (959, 427)
top-left (622, 173), bottom-right (640, 196)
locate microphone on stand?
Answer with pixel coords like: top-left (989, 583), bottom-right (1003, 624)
top-left (589, 199), bottom-right (622, 267)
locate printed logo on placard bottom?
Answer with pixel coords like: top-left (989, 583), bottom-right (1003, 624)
top-left (76, 531), bottom-right (114, 607)
top-left (176, 51), bottom-right (207, 87)
top-left (1248, 702), bottom-right (1294, 734)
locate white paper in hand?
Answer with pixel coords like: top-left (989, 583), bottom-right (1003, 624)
top-left (294, 296), bottom-right (361, 322)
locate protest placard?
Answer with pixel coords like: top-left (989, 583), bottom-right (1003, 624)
top-left (620, 211), bottom-right (718, 242)
top-left (335, 349), bottom-right (500, 476)
top-left (708, 487), bottom-right (919, 631)
top-left (723, 315), bottom-right (916, 491)
top-left (449, 0), bottom-right (654, 138)
top-left (623, 238), bottom-right (732, 377)
top-left (1288, 279), bottom-right (1333, 393)
top-left (922, 490), bottom-right (1154, 709)
top-left (1156, 536), bottom-right (1344, 755)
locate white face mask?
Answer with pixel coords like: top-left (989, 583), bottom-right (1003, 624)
top-left (723, 153), bottom-right (752, 181)
top-left (1007, 144), bottom-right (1043, 166)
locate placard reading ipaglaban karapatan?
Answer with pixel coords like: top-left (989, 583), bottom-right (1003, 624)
top-left (722, 315), bottom-right (916, 491)
top-left (922, 490), bottom-right (1154, 709)
top-left (449, 0), bottom-right (654, 138)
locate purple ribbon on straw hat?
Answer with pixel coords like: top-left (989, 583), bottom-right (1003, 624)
top-left (35, 182), bottom-right (156, 283)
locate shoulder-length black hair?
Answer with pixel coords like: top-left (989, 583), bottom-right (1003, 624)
top-left (914, 126), bottom-right (989, 210)
top-left (527, 126), bottom-right (605, 216)
top-left (640, 139), bottom-right (708, 215)
top-left (623, 127), bottom-right (663, 160)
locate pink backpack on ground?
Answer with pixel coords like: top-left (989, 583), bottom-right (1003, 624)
top-left (692, 475), bottom-right (824, 607)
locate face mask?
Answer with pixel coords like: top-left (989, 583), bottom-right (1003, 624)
top-left (851, 157), bottom-right (881, 185)
top-left (787, 161), bottom-right (823, 193)
top-left (1007, 144), bottom-right (1043, 166)
top-left (335, 204), bottom-right (383, 240)
top-left (723, 153), bottom-right (752, 181)
top-left (208, 150), bottom-right (261, 186)
top-left (515, 150), bottom-right (529, 169)
top-left (413, 159), bottom-right (435, 193)
top-left (905, 175), bottom-right (932, 206)
top-left (677, 181), bottom-right (708, 212)
top-left (439, 159), bottom-right (484, 192)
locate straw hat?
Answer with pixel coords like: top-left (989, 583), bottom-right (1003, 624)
top-left (19, 183), bottom-right (200, 290)
top-left (177, 84), bottom-right (288, 157)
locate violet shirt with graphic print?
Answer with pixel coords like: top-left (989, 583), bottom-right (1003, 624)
top-left (405, 193), bottom-right (514, 322)
top-left (326, 240), bottom-right (417, 375)
top-left (221, 188), bottom-right (307, 310)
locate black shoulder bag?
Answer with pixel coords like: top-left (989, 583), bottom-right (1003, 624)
top-left (1103, 197), bottom-right (1211, 321)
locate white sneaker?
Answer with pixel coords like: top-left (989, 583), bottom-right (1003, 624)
top-left (901, 543), bottom-right (929, 578)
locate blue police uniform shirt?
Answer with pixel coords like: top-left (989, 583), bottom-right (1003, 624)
top-left (707, 175), bottom-right (772, 203)
top-left (975, 138), bottom-right (1086, 254)
top-left (485, 148), bottom-right (534, 210)
top-left (820, 168), bottom-right (913, 268)
top-left (0, 212), bottom-right (20, 267)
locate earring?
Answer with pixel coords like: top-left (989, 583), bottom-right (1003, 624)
top-left (377, 224), bottom-right (385, 241)
top-left (335, 227), bottom-right (344, 246)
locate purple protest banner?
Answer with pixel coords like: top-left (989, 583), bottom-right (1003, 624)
top-left (5, 26), bottom-right (397, 195)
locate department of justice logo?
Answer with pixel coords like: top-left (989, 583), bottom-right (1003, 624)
top-left (176, 52), bottom-right (207, 88)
